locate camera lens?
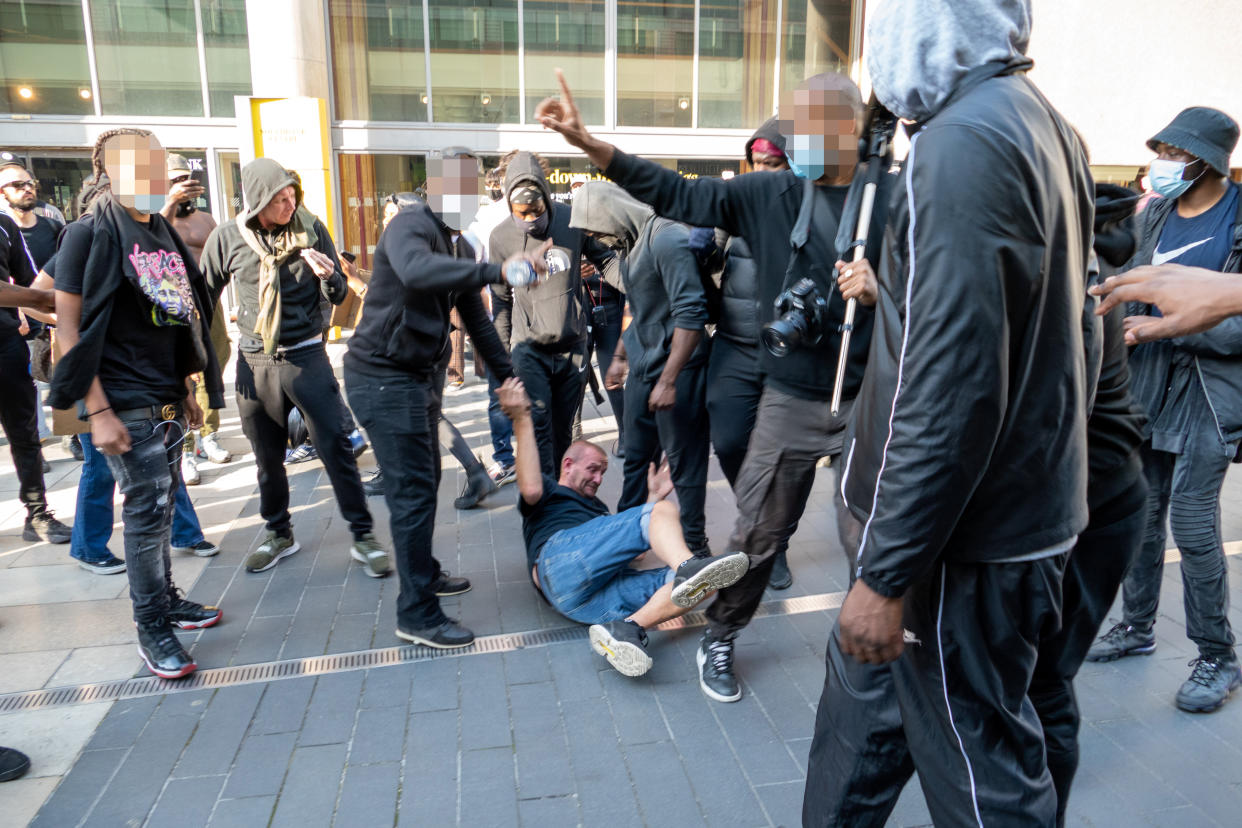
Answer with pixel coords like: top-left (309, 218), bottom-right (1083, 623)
top-left (762, 315), bottom-right (804, 357)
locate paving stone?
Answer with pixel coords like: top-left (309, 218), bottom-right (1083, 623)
top-left (349, 705), bottom-right (407, 765)
top-left (624, 740), bottom-right (706, 827)
top-left (509, 682), bottom-right (574, 799)
top-left (459, 653), bottom-right (511, 750)
top-left (560, 699), bottom-right (644, 828)
top-left (173, 683), bottom-right (264, 778)
top-left (83, 695), bottom-right (161, 750)
top-left (28, 748), bottom-right (125, 828)
top-left (599, 670), bottom-right (670, 746)
top-left (400, 709), bottom-right (459, 828)
top-left (408, 657), bottom-right (460, 713)
top-left (298, 671), bottom-right (364, 746)
top-left (548, 637), bottom-right (605, 701)
top-left (209, 795), bottom-right (278, 827)
top-left (250, 676), bottom-right (314, 735)
top-left (504, 647), bottom-right (552, 686)
top-left (335, 762), bottom-right (401, 827)
top-left (460, 747), bottom-right (519, 828)
top-left (222, 731), bottom-right (297, 799)
top-left (231, 614), bottom-right (293, 665)
top-left (82, 711), bottom-right (200, 826)
top-left (360, 665), bottom-right (412, 709)
top-left (518, 794), bottom-right (580, 827)
top-left (146, 775), bottom-right (226, 828)
top-left (269, 743), bottom-right (348, 827)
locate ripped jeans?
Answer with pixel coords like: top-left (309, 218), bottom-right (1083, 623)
top-left (103, 412), bottom-right (185, 628)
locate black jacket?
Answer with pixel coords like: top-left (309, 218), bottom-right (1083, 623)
top-left (200, 160), bottom-right (348, 352)
top-left (345, 199), bottom-right (512, 381)
top-left (0, 212), bottom-right (37, 338)
top-left (488, 152), bottom-right (620, 352)
top-left (842, 60), bottom-right (1094, 596)
top-left (1086, 184), bottom-right (1147, 510)
top-left (1124, 181), bottom-right (1242, 445)
top-left (604, 150), bottom-right (889, 401)
top-left (716, 235), bottom-right (760, 344)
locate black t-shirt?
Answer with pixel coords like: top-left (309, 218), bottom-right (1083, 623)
top-left (20, 215), bottom-right (60, 270)
top-left (518, 473), bottom-right (611, 568)
top-left (54, 218), bottom-right (188, 409)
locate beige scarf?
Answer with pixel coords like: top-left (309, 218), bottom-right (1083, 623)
top-left (237, 205), bottom-right (318, 354)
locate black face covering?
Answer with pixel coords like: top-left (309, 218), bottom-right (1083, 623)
top-left (594, 233), bottom-right (624, 251)
top-left (176, 200), bottom-right (196, 218)
top-left (515, 211), bottom-right (550, 238)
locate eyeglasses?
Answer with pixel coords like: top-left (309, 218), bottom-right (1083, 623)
top-left (2, 180), bottom-right (36, 191)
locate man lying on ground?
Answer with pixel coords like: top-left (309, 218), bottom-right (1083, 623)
top-left (496, 377), bottom-right (748, 677)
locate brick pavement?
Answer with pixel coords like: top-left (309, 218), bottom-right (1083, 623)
top-left (4, 346), bottom-right (1242, 826)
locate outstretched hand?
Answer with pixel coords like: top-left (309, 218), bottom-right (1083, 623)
top-left (646, 457), bottom-right (674, 502)
top-left (497, 377), bottom-right (532, 421)
top-left (1090, 264), bottom-right (1242, 344)
top-left (535, 70), bottom-right (615, 170)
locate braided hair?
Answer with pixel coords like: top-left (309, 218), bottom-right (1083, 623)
top-left (89, 127), bottom-right (156, 182)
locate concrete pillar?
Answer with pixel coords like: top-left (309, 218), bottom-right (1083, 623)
top-left (244, 0), bottom-right (332, 100)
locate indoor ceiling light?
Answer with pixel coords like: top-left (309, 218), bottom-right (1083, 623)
top-left (481, 93), bottom-right (492, 106)
top-left (79, 88), bottom-right (92, 100)
top-left (17, 87), bottom-right (33, 100)
top-left (677, 97), bottom-right (689, 111)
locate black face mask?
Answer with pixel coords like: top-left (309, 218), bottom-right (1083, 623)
top-left (176, 200), bottom-right (196, 217)
top-left (488, 187), bottom-right (503, 201)
top-left (515, 211), bottom-right (549, 237)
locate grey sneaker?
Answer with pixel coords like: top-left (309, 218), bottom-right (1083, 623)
top-left (1175, 656), bottom-right (1242, 713)
top-left (350, 533), bottom-right (390, 578)
top-left (1085, 622), bottom-right (1156, 662)
top-left (589, 620), bottom-right (653, 677)
top-left (245, 532), bottom-right (300, 573)
top-left (670, 551), bottom-right (750, 608)
top-left (697, 630), bottom-right (741, 702)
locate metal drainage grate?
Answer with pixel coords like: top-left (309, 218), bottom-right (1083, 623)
top-left (0, 589), bottom-right (845, 713)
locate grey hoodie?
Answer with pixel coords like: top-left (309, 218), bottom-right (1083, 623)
top-left (866, 0), bottom-right (1031, 122)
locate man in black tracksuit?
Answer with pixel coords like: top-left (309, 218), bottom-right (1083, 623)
top-left (200, 159), bottom-right (385, 577)
top-left (539, 71), bottom-right (887, 703)
top-left (345, 179), bottom-right (548, 649)
top-left (568, 182), bottom-right (711, 556)
top-left (489, 151), bottom-right (619, 475)
top-left (793, 2), bottom-right (1094, 825)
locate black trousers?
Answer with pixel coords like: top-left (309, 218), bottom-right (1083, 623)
top-left (0, 332), bottom-right (47, 517)
top-left (345, 368), bottom-right (448, 629)
top-left (803, 554), bottom-right (1067, 828)
top-left (618, 360), bottom-right (710, 551)
top-left (235, 345), bottom-right (371, 539)
top-left (705, 337), bottom-right (762, 488)
top-left (511, 341), bottom-right (588, 476)
top-left (587, 292), bottom-right (626, 441)
top-left (1030, 460), bottom-right (1147, 827)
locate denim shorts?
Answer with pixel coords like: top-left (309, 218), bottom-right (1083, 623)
top-left (536, 503), bottom-right (671, 624)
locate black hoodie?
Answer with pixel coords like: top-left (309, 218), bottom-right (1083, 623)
top-left (488, 152), bottom-right (620, 352)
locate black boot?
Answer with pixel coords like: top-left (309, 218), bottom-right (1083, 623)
top-left (768, 550), bottom-right (793, 590)
top-left (454, 460), bottom-right (498, 510)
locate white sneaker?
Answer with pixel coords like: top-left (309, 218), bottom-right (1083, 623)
top-left (181, 454), bottom-right (201, 486)
top-left (197, 433), bottom-right (232, 464)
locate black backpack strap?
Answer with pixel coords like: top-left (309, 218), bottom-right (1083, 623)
top-left (789, 177), bottom-right (815, 252)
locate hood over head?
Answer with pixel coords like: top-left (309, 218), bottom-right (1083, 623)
top-left (745, 117), bottom-right (787, 164)
top-left (240, 157), bottom-right (301, 229)
top-left (865, 0), bottom-right (1031, 123)
top-left (1093, 183), bottom-right (1141, 269)
top-left (503, 151), bottom-right (553, 213)
top-left (568, 181), bottom-right (653, 255)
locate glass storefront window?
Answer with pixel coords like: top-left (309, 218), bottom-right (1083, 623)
top-left (524, 0), bottom-right (605, 125)
top-left (330, 0), bottom-right (428, 122)
top-left (617, 0), bottom-right (694, 127)
top-left (201, 0), bottom-right (251, 118)
top-left (780, 0), bottom-right (852, 93)
top-left (698, 0), bottom-right (779, 130)
top-left (428, 0), bottom-right (519, 124)
top-left (0, 0), bottom-right (94, 115)
top-left (91, 0), bottom-right (203, 117)
top-left (338, 153), bottom-right (428, 268)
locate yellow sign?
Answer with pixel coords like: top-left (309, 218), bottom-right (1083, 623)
top-left (241, 96), bottom-right (334, 232)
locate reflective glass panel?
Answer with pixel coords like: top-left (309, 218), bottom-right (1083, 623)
top-left (698, 0), bottom-right (779, 129)
top-left (617, 0), bottom-right (693, 127)
top-left (0, 0), bottom-right (94, 114)
top-left (428, 0), bottom-right (519, 124)
top-left (780, 0), bottom-right (852, 92)
top-left (523, 0), bottom-right (605, 125)
top-left (201, 0), bottom-right (251, 117)
top-left (91, 0), bottom-right (203, 117)
top-left (329, 0), bottom-right (428, 122)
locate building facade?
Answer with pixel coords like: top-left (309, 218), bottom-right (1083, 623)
top-left (2, 0), bottom-right (1240, 269)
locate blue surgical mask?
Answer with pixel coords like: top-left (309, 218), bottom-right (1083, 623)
top-left (515, 211), bottom-right (549, 237)
top-left (1149, 158), bottom-right (1204, 199)
top-left (785, 133), bottom-right (828, 181)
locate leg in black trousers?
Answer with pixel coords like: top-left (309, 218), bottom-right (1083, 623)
top-left (511, 343), bottom-right (583, 476)
top-left (705, 337), bottom-right (761, 488)
top-left (590, 294), bottom-right (626, 443)
top-left (0, 333), bottom-right (48, 517)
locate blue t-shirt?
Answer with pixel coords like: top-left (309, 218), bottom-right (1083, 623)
top-left (1152, 183), bottom-right (1238, 270)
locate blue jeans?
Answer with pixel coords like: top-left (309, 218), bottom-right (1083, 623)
top-left (487, 373), bottom-right (514, 467)
top-left (71, 432), bottom-right (205, 563)
top-left (536, 503), bottom-right (669, 624)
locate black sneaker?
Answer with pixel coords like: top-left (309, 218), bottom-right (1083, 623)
top-left (64, 434), bottom-right (84, 462)
top-left (589, 620), bottom-right (653, 677)
top-left (395, 619), bottom-right (475, 649)
top-left (1175, 656), bottom-right (1242, 713)
top-left (363, 469), bottom-right (384, 497)
top-left (0, 746), bottom-right (31, 783)
top-left (23, 512), bottom-right (70, 544)
top-left (768, 551), bottom-right (793, 590)
top-left (698, 630), bottom-right (742, 702)
top-left (171, 539), bottom-right (220, 557)
top-left (670, 551), bottom-right (749, 608)
top-left (454, 463), bottom-right (498, 510)
top-left (1086, 622), bottom-right (1157, 662)
top-left (137, 621), bottom-right (197, 679)
top-left (166, 589), bottom-right (223, 630)
top-left (431, 570), bottom-right (471, 596)
top-left (76, 553), bottom-right (126, 575)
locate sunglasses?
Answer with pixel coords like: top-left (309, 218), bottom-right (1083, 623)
top-left (3, 180), bottom-right (36, 191)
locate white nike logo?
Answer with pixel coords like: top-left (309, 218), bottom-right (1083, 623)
top-left (1152, 237), bottom-right (1212, 265)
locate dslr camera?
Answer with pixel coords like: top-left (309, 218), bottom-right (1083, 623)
top-left (761, 278), bottom-right (828, 357)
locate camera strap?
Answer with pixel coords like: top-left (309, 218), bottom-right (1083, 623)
top-left (778, 178), bottom-right (817, 295)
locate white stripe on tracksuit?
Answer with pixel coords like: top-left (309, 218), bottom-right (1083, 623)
top-left (849, 131), bottom-right (985, 826)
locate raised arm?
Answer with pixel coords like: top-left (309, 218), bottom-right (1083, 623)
top-left (497, 378), bottom-right (544, 506)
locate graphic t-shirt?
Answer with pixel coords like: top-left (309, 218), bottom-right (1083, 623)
top-left (54, 218), bottom-right (189, 409)
top-left (518, 473), bottom-right (611, 568)
top-left (1152, 183), bottom-right (1238, 271)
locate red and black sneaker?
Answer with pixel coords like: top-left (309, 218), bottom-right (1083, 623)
top-left (166, 589), bottom-right (222, 630)
top-left (137, 622), bottom-right (197, 679)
